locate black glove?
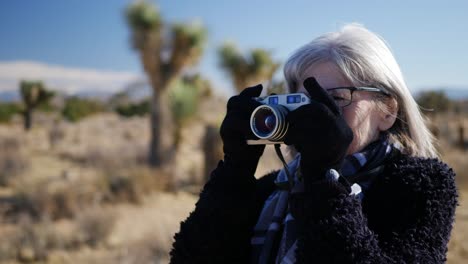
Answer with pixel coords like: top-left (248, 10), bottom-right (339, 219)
top-left (284, 77), bottom-right (354, 182)
top-left (219, 84), bottom-right (265, 174)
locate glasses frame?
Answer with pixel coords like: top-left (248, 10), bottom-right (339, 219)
top-left (326, 86), bottom-right (391, 107)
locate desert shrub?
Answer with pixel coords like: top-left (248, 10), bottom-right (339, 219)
top-left (59, 145), bottom-right (147, 173)
top-left (104, 167), bottom-right (171, 204)
top-left (62, 97), bottom-right (104, 122)
top-left (107, 175), bottom-right (140, 203)
top-left (115, 236), bottom-right (168, 264)
top-left (0, 226), bottom-right (18, 261)
top-left (416, 90), bottom-right (452, 113)
top-left (0, 102), bottom-right (20, 123)
top-left (0, 216), bottom-right (59, 262)
top-left (10, 187), bottom-right (78, 220)
top-left (0, 136), bottom-right (29, 186)
top-left (170, 80), bottom-right (199, 124)
top-left (2, 203), bottom-right (114, 261)
top-left (3, 216), bottom-right (81, 262)
top-left (115, 100), bottom-right (150, 117)
top-left (5, 168), bottom-right (167, 221)
top-left (169, 77), bottom-right (206, 147)
top-left (48, 120), bottom-right (66, 148)
top-left (443, 149), bottom-right (468, 187)
top-left (8, 180), bottom-right (103, 221)
top-left (75, 206), bottom-right (116, 248)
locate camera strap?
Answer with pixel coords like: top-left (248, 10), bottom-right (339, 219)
top-left (274, 144), bottom-right (294, 190)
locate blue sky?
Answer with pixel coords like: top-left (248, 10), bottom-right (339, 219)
top-left (0, 0), bottom-right (467, 96)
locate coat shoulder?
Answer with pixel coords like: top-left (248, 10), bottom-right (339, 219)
top-left (384, 153), bottom-right (458, 195)
top-left (364, 152), bottom-right (458, 240)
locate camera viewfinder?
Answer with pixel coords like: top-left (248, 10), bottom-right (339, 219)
top-left (268, 96), bottom-right (279, 105)
top-left (287, 95), bottom-right (301, 104)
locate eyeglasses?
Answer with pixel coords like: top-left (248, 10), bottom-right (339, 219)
top-left (326, 86), bottom-right (391, 107)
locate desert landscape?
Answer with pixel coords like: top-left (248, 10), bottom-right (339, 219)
top-left (0, 97), bottom-right (286, 264)
top-left (1, 1), bottom-right (467, 263)
top-left (0, 98), bottom-right (467, 263)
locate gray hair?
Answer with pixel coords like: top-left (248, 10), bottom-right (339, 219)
top-left (284, 23), bottom-right (438, 158)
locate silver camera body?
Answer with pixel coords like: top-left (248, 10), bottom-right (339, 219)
top-left (247, 93), bottom-right (311, 145)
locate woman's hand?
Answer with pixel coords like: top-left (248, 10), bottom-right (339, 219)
top-left (220, 84), bottom-right (266, 173)
top-left (284, 77), bottom-right (354, 180)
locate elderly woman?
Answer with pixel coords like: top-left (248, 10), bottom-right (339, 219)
top-left (170, 24), bottom-right (457, 263)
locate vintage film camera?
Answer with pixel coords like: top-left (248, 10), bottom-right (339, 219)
top-left (247, 93), bottom-right (311, 145)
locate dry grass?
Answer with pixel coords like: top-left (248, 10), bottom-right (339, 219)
top-left (114, 236), bottom-right (169, 264)
top-left (3, 166), bottom-right (171, 222)
top-left (6, 175), bottom-right (104, 221)
top-left (75, 206), bottom-right (116, 248)
top-left (52, 114), bottom-right (149, 170)
top-left (0, 110), bottom-right (466, 263)
top-left (442, 148), bottom-right (468, 188)
top-left (448, 188), bottom-right (468, 263)
top-left (0, 113), bottom-right (198, 263)
top-left (0, 216), bottom-right (75, 262)
top-left (102, 166), bottom-right (172, 204)
top-left (0, 136), bottom-right (29, 186)
top-left (435, 113), bottom-right (468, 263)
top-left (0, 191), bottom-right (196, 264)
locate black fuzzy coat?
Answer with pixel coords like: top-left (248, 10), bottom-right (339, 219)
top-left (170, 151), bottom-right (458, 263)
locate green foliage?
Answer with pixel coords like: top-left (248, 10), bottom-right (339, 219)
top-left (20, 81), bottom-right (54, 109)
top-left (416, 90), bottom-right (452, 113)
top-left (62, 97), bottom-right (104, 122)
top-left (219, 42), bottom-right (247, 75)
top-left (169, 79), bottom-right (200, 124)
top-left (125, 1), bottom-right (161, 31)
top-left (19, 80), bottom-right (55, 130)
top-left (173, 23), bottom-right (206, 48)
top-left (250, 49), bottom-right (278, 77)
top-left (169, 75), bottom-right (212, 147)
top-left (0, 102), bottom-right (20, 123)
top-left (218, 42), bottom-right (279, 91)
top-left (124, 0), bottom-right (208, 166)
top-left (115, 100), bottom-right (150, 118)
top-left (125, 1), bottom-right (207, 80)
top-left (172, 22), bottom-right (207, 56)
top-left (166, 23), bottom-right (207, 80)
top-left (267, 80), bottom-right (287, 95)
top-left (36, 101), bottom-right (56, 113)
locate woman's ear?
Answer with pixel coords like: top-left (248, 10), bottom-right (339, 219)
top-left (378, 98), bottom-right (398, 132)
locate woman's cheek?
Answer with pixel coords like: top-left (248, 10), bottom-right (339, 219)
top-left (346, 128), bottom-right (361, 155)
top-left (342, 104), bottom-right (369, 154)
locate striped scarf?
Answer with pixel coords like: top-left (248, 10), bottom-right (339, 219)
top-left (251, 137), bottom-right (393, 264)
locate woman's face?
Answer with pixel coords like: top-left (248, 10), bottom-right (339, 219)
top-left (296, 61), bottom-right (388, 155)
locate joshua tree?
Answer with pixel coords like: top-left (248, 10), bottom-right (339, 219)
top-left (170, 74), bottom-right (212, 148)
top-left (215, 43), bottom-right (280, 178)
top-left (218, 42), bottom-right (280, 92)
top-left (267, 80), bottom-right (287, 95)
top-left (19, 81), bottom-right (54, 130)
top-left (125, 1), bottom-right (206, 167)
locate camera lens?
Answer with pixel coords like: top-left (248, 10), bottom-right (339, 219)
top-left (253, 108), bottom-right (276, 135)
top-left (264, 115), bottom-right (276, 130)
top-left (250, 105), bottom-right (289, 141)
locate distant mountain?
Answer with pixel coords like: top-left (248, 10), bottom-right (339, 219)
top-left (2, 82), bottom-right (466, 103)
top-left (73, 89), bottom-right (118, 101)
top-left (0, 90), bottom-right (19, 102)
top-left (120, 79), bottom-right (152, 101)
top-left (442, 88), bottom-right (468, 100)
top-left (0, 89), bottom-right (112, 102)
top-left (0, 78), bottom-right (153, 103)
